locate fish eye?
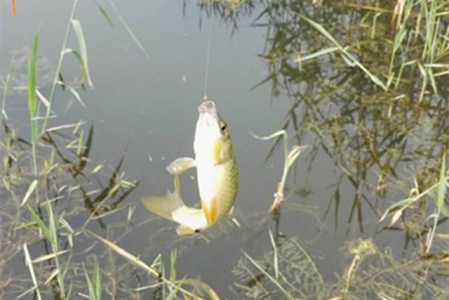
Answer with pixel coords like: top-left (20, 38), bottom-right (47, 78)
top-left (220, 122), bottom-right (227, 131)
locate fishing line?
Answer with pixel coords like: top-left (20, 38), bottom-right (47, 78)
top-left (202, 19), bottom-right (214, 101)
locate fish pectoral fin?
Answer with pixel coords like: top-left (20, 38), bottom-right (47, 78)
top-left (166, 157), bottom-right (196, 175)
top-left (213, 137), bottom-right (232, 165)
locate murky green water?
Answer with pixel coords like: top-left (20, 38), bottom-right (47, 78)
top-left (2, 0), bottom-right (449, 299)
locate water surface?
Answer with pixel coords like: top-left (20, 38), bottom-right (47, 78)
top-left (2, 0), bottom-right (448, 298)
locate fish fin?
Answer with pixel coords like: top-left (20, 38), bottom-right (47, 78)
top-left (176, 225), bottom-right (197, 236)
top-left (172, 206), bottom-right (208, 230)
top-left (213, 137), bottom-right (232, 165)
top-left (142, 193), bottom-right (208, 231)
top-left (142, 191), bottom-right (185, 221)
top-left (203, 197), bottom-right (218, 225)
top-left (166, 157), bottom-right (196, 175)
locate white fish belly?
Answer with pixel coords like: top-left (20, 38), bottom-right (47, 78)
top-left (197, 162), bottom-right (222, 203)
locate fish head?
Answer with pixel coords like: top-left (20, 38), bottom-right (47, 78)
top-left (194, 100), bottom-right (229, 159)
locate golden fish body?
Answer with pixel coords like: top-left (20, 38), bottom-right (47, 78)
top-left (194, 100), bottom-right (239, 224)
top-left (142, 100), bottom-right (238, 234)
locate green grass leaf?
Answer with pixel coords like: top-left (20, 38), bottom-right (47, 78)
top-left (28, 33), bottom-right (39, 144)
top-left (28, 205), bottom-right (52, 243)
top-left (436, 154), bottom-right (449, 217)
top-left (71, 19), bottom-right (93, 88)
top-left (84, 261), bottom-right (102, 300)
top-left (96, 3), bottom-right (114, 26)
top-left (300, 15), bottom-right (387, 91)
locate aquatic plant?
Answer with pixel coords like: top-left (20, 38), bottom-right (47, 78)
top-left (254, 129), bottom-right (308, 213)
top-left (233, 236), bottom-right (326, 299)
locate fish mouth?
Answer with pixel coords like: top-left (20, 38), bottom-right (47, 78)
top-left (198, 100), bottom-right (218, 117)
top-left (197, 100), bottom-right (221, 128)
top-left (194, 100), bottom-right (222, 156)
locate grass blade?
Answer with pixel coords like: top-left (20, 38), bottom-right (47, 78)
top-left (71, 19), bottom-right (93, 88)
top-left (28, 206), bottom-right (52, 242)
top-left (21, 179), bottom-right (38, 207)
top-left (106, 0), bottom-right (149, 59)
top-left (96, 2), bottom-right (114, 26)
top-left (83, 262), bottom-right (101, 300)
top-left (28, 33), bottom-right (39, 144)
top-left (241, 250), bottom-right (294, 299)
top-left (300, 15), bottom-right (387, 91)
top-left (23, 244), bottom-right (42, 300)
top-left (95, 261), bottom-right (102, 300)
top-left (31, 250), bottom-right (69, 264)
top-left (437, 154), bottom-right (449, 217)
top-left (90, 231), bottom-right (203, 300)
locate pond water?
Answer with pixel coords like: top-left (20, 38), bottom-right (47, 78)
top-left (2, 0), bottom-right (449, 299)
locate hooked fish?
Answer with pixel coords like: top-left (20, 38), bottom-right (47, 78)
top-left (142, 100), bottom-right (239, 235)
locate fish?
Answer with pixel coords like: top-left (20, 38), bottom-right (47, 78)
top-left (142, 100), bottom-right (239, 235)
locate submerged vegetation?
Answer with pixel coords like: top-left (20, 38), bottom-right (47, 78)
top-left (253, 0), bottom-right (449, 242)
top-left (2, 0), bottom-right (449, 299)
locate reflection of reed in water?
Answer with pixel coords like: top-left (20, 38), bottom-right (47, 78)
top-left (241, 0), bottom-right (449, 236)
